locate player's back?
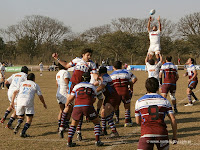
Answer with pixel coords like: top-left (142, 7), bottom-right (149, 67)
top-left (146, 62), bottom-right (162, 80)
top-left (8, 72), bottom-right (27, 91)
top-left (72, 82), bottom-right (96, 107)
top-left (17, 80), bottom-right (42, 106)
top-left (110, 69), bottom-right (130, 95)
top-left (56, 69), bottom-right (71, 94)
top-left (160, 62), bottom-right (178, 84)
top-left (135, 93), bottom-right (173, 136)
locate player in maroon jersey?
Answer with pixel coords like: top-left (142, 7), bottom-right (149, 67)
top-left (159, 56), bottom-right (179, 113)
top-left (65, 72), bottom-right (104, 147)
top-left (110, 61), bottom-right (137, 127)
top-left (96, 66), bottom-right (120, 137)
top-left (135, 77), bottom-right (177, 150)
top-left (52, 48), bottom-right (98, 139)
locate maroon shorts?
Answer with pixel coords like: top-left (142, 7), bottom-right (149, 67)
top-left (138, 136), bottom-right (169, 150)
top-left (188, 80), bottom-right (198, 90)
top-left (72, 106), bottom-right (98, 121)
top-left (117, 93), bottom-right (131, 106)
top-left (161, 84), bottom-right (176, 94)
top-left (103, 94), bottom-right (121, 107)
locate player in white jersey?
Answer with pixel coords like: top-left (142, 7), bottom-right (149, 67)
top-left (90, 73), bottom-right (104, 116)
top-left (56, 63), bottom-right (71, 130)
top-left (147, 16), bottom-right (162, 62)
top-left (145, 54), bottom-right (162, 81)
top-left (0, 62), bottom-right (6, 89)
top-left (10, 73), bottom-right (47, 137)
top-left (0, 66), bottom-right (28, 129)
top-left (39, 61), bottom-right (43, 76)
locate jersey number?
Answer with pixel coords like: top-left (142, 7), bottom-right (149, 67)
top-left (148, 105), bottom-right (159, 120)
top-left (78, 87), bottom-right (92, 95)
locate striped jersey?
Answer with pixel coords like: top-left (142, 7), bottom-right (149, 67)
top-left (110, 69), bottom-right (136, 95)
top-left (69, 57), bottom-right (97, 84)
top-left (71, 82), bottom-right (97, 107)
top-left (187, 64), bottom-right (198, 81)
top-left (160, 62), bottom-right (178, 84)
top-left (135, 93), bottom-right (173, 137)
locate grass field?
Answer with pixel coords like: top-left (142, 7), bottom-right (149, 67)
top-left (0, 70), bottom-right (200, 150)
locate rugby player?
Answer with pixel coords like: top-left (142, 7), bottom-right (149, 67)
top-left (147, 16), bottom-right (162, 62)
top-left (135, 77), bottom-right (177, 150)
top-left (56, 63), bottom-right (71, 130)
top-left (66, 72), bottom-right (104, 147)
top-left (159, 56), bottom-right (179, 113)
top-left (0, 66), bottom-right (28, 129)
top-left (10, 73), bottom-right (47, 137)
top-left (110, 61), bottom-right (137, 127)
top-left (97, 66), bottom-right (120, 137)
top-left (184, 58), bottom-right (199, 106)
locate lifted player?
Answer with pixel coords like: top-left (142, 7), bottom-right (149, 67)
top-left (159, 56), bottom-right (179, 113)
top-left (11, 73), bottom-right (47, 137)
top-left (97, 67), bottom-right (120, 137)
top-left (0, 66), bottom-right (28, 129)
top-left (184, 58), bottom-right (199, 106)
top-left (135, 77), bottom-right (177, 150)
top-left (110, 61), bottom-right (137, 127)
top-left (56, 63), bottom-right (71, 130)
top-left (66, 72), bottom-right (104, 147)
top-left (147, 16), bottom-right (162, 61)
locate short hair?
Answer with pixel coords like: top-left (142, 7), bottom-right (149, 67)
top-left (113, 61), bottom-right (122, 69)
top-left (190, 58), bottom-right (195, 64)
top-left (81, 48), bottom-right (93, 55)
top-left (27, 73), bottom-right (35, 81)
top-left (82, 72), bottom-right (91, 82)
top-left (21, 66), bottom-right (29, 74)
top-left (148, 59), bottom-right (155, 65)
top-left (99, 66), bottom-right (107, 75)
top-left (145, 77), bottom-right (159, 93)
top-left (166, 56), bottom-right (172, 62)
top-left (58, 62), bottom-right (66, 70)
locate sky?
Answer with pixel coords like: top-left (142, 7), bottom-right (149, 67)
top-left (0, 0), bottom-right (200, 33)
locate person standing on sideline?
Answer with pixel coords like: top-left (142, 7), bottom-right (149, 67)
top-left (39, 61), bottom-right (44, 76)
top-left (0, 62), bottom-right (6, 89)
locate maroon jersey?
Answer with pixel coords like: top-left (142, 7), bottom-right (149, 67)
top-left (110, 69), bottom-right (135, 96)
top-left (71, 82), bottom-right (97, 107)
top-left (135, 93), bottom-right (173, 137)
top-left (160, 62), bottom-right (178, 84)
top-left (69, 57), bottom-right (97, 84)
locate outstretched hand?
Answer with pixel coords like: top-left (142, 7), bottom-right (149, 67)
top-left (149, 16), bottom-right (152, 21)
top-left (52, 53), bottom-right (58, 60)
top-left (157, 16), bottom-right (160, 21)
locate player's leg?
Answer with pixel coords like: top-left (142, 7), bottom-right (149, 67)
top-left (190, 81), bottom-right (199, 103)
top-left (58, 103), bottom-right (65, 130)
top-left (161, 84), bottom-right (169, 99)
top-left (155, 51), bottom-right (161, 62)
top-left (1, 105), bottom-right (13, 124)
top-left (185, 87), bottom-right (193, 106)
top-left (20, 114), bottom-right (33, 137)
top-left (6, 110), bottom-right (17, 129)
top-left (122, 95), bottom-right (132, 127)
top-left (76, 115), bottom-right (83, 141)
top-left (114, 106), bottom-right (120, 124)
top-left (14, 115), bottom-right (24, 134)
top-left (169, 85), bottom-right (178, 113)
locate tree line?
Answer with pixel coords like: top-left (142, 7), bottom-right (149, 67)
top-left (0, 12), bottom-right (200, 65)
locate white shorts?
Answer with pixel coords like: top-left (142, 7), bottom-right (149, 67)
top-left (56, 93), bottom-right (67, 104)
top-left (7, 90), bottom-right (17, 103)
top-left (148, 44), bottom-right (161, 55)
top-left (16, 105), bottom-right (34, 116)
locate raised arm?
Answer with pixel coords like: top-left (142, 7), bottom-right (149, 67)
top-left (157, 16), bottom-right (162, 31)
top-left (52, 53), bottom-right (71, 69)
top-left (147, 16), bottom-right (152, 32)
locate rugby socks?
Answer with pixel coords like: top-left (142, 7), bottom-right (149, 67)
top-left (7, 117), bottom-right (15, 125)
top-left (76, 117), bottom-right (83, 133)
top-left (188, 94), bottom-right (192, 103)
top-left (17, 118), bottom-right (24, 125)
top-left (3, 110), bottom-right (11, 119)
top-left (94, 124), bottom-right (101, 141)
top-left (58, 120), bottom-right (61, 128)
top-left (173, 104), bottom-right (177, 110)
top-left (60, 112), bottom-right (68, 128)
top-left (115, 109), bottom-right (119, 122)
top-left (125, 109), bottom-right (131, 123)
top-left (22, 123), bottom-right (30, 134)
top-left (101, 117), bottom-right (106, 132)
top-left (68, 126), bottom-right (76, 143)
top-left (107, 112), bottom-right (117, 133)
top-left (191, 92), bottom-right (198, 100)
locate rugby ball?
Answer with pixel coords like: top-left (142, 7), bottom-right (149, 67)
top-left (150, 9), bottom-right (156, 15)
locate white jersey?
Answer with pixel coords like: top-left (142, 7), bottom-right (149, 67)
top-left (56, 69), bottom-right (71, 96)
top-left (16, 80), bottom-right (42, 106)
top-left (90, 73), bottom-right (102, 95)
top-left (146, 61), bottom-right (162, 80)
top-left (149, 30), bottom-right (161, 45)
top-left (7, 72), bottom-right (27, 92)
